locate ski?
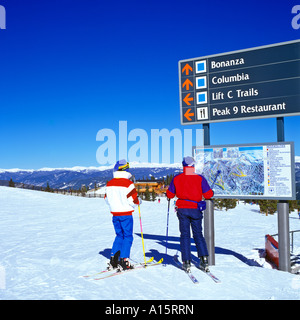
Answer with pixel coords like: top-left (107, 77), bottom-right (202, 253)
top-left (186, 270), bottom-right (199, 284)
top-left (192, 260), bottom-right (221, 283)
top-left (93, 258), bottom-right (163, 280)
top-left (81, 256), bottom-right (154, 278)
top-left (173, 255), bottom-right (199, 284)
top-left (205, 271), bottom-right (221, 283)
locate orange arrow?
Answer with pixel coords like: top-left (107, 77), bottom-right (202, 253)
top-left (183, 93), bottom-right (193, 106)
top-left (182, 78), bottom-right (193, 91)
top-left (184, 108), bottom-right (194, 121)
top-left (182, 63), bottom-right (193, 76)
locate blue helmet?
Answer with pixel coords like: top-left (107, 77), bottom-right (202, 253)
top-left (113, 159), bottom-right (130, 172)
top-left (182, 156), bottom-right (195, 167)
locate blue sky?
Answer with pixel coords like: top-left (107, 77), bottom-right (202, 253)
top-left (0, 0), bottom-right (299, 168)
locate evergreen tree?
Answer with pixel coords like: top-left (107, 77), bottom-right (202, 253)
top-left (258, 200), bottom-right (277, 216)
top-left (214, 199), bottom-right (224, 211)
top-left (45, 182), bottom-right (51, 192)
top-left (144, 185), bottom-right (150, 201)
top-left (136, 184), bottom-right (141, 196)
top-left (288, 200), bottom-right (300, 213)
top-left (222, 199), bottom-right (238, 211)
top-left (81, 185), bottom-right (87, 195)
top-left (9, 178), bottom-right (15, 187)
top-left (165, 174), bottom-right (174, 186)
top-left (214, 199), bottom-right (237, 211)
top-left (151, 189), bottom-right (157, 202)
top-left (166, 175), bottom-right (170, 185)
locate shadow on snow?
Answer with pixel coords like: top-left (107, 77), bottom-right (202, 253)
top-left (99, 233), bottom-right (262, 268)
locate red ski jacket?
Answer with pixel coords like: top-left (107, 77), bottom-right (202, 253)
top-left (166, 166), bottom-right (214, 209)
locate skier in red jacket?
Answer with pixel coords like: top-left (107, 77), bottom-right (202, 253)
top-left (167, 156), bottom-right (213, 272)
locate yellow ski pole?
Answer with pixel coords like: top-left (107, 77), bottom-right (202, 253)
top-left (132, 175), bottom-right (147, 265)
top-left (138, 204), bottom-right (147, 265)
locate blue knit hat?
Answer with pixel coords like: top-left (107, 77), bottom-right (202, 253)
top-left (113, 159), bottom-right (130, 172)
top-left (182, 156), bottom-right (195, 167)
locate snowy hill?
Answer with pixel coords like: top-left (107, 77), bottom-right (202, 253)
top-left (0, 186), bottom-right (300, 300)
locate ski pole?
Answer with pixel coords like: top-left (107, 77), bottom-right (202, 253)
top-left (132, 175), bottom-right (147, 265)
top-left (164, 198), bottom-right (171, 266)
top-left (138, 204), bottom-right (147, 265)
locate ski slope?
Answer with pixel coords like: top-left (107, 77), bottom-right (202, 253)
top-left (0, 186), bottom-right (300, 300)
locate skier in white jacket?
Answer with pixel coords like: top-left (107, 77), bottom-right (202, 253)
top-left (104, 159), bottom-right (142, 271)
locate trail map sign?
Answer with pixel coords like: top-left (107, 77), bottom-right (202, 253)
top-left (193, 142), bottom-right (295, 200)
top-left (179, 40), bottom-right (300, 125)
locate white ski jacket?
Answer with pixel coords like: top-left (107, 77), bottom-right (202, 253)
top-left (104, 171), bottom-right (140, 216)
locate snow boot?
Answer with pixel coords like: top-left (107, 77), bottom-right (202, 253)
top-left (182, 260), bottom-right (191, 273)
top-left (107, 250), bottom-right (120, 270)
top-left (199, 256), bottom-right (209, 272)
top-left (118, 258), bottom-right (134, 271)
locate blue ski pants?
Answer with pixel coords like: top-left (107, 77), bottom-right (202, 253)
top-left (176, 208), bottom-right (208, 262)
top-left (111, 215), bottom-right (133, 259)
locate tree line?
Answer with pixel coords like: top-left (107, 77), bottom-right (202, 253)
top-left (8, 177), bottom-right (300, 213)
top-left (8, 178), bottom-right (96, 196)
top-left (214, 198), bottom-right (300, 215)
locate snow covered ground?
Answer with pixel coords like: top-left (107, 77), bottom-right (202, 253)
top-left (0, 186), bottom-right (300, 300)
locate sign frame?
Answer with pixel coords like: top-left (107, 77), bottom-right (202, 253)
top-left (179, 40), bottom-right (300, 125)
top-left (193, 141), bottom-right (296, 200)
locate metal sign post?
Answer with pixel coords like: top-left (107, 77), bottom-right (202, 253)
top-left (277, 201), bottom-right (291, 272)
top-left (276, 117), bottom-right (291, 272)
top-left (203, 123), bottom-right (215, 266)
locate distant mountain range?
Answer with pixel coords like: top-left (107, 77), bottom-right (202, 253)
top-left (1, 160), bottom-right (299, 199)
top-left (0, 163), bottom-right (182, 190)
